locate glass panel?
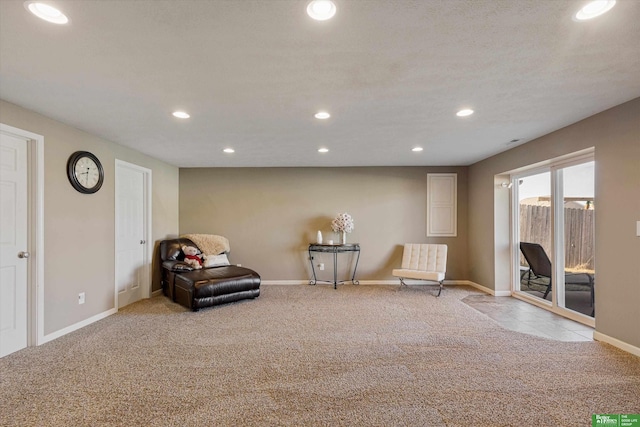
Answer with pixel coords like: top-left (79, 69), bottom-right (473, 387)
top-left (517, 171), bottom-right (552, 301)
top-left (561, 161), bottom-right (595, 317)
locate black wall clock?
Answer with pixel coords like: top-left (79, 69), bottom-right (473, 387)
top-left (67, 151), bottom-right (104, 194)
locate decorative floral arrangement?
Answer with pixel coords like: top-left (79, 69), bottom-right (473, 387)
top-left (331, 212), bottom-right (354, 233)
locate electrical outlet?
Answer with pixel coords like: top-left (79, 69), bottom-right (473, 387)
top-left (237, 264), bottom-right (241, 267)
top-left (78, 292), bottom-right (85, 305)
top-left (319, 263), bottom-right (324, 271)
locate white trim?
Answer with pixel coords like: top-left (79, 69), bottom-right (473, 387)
top-left (555, 306), bottom-right (595, 327)
top-left (551, 165), bottom-right (563, 308)
top-left (151, 289), bottom-right (163, 297)
top-left (511, 164), bottom-right (552, 181)
top-left (464, 280), bottom-right (512, 296)
top-left (40, 308), bottom-right (116, 344)
top-left (262, 279), bottom-right (475, 286)
top-left (593, 331), bottom-right (640, 358)
top-left (262, 280), bottom-right (309, 285)
top-left (360, 280), bottom-right (410, 285)
top-left (509, 166), bottom-right (552, 297)
top-left (510, 176), bottom-right (521, 293)
top-left (115, 160), bottom-right (153, 308)
top-left (263, 279), bottom-right (512, 297)
top-left (506, 148), bottom-right (596, 327)
top-left (34, 132), bottom-right (44, 346)
top-left (549, 148), bottom-right (595, 170)
top-left (426, 173), bottom-right (457, 237)
top-left (0, 124), bottom-right (45, 347)
top-left (506, 147), bottom-right (594, 176)
top-left (512, 290), bottom-right (596, 328)
top-left (358, 279), bottom-right (470, 286)
top-left (512, 291), bottom-right (553, 310)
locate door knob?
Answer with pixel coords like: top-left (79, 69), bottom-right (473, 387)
top-left (140, 240), bottom-right (146, 244)
top-left (18, 251), bottom-right (30, 259)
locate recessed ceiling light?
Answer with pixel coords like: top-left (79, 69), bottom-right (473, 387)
top-left (574, 0), bottom-right (616, 21)
top-left (412, 147), bottom-right (424, 152)
top-left (456, 109), bottom-right (474, 117)
top-left (318, 148), bottom-right (329, 153)
top-left (172, 111), bottom-right (190, 119)
top-left (307, 0), bottom-right (336, 21)
top-left (25, 2), bottom-right (69, 24)
top-left (223, 148), bottom-right (235, 154)
top-left (314, 111), bottom-right (331, 119)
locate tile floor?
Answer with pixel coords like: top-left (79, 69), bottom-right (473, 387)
top-left (463, 294), bottom-right (594, 342)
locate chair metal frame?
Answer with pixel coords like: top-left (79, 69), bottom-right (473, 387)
top-left (392, 244), bottom-right (448, 297)
top-left (519, 242), bottom-right (595, 315)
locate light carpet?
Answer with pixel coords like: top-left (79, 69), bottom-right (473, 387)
top-left (1, 285), bottom-right (639, 426)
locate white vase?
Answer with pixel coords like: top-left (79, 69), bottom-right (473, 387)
top-left (341, 231), bottom-right (347, 244)
top-left (317, 230), bottom-right (323, 244)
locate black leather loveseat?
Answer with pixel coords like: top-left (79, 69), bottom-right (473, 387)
top-left (160, 238), bottom-right (260, 311)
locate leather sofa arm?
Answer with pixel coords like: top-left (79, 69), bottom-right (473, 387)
top-left (163, 260), bottom-right (194, 272)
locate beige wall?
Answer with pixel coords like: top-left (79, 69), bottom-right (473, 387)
top-left (179, 167), bottom-right (469, 282)
top-left (468, 97), bottom-right (640, 348)
top-left (0, 100), bottom-right (179, 336)
top-left (4, 93), bottom-right (637, 351)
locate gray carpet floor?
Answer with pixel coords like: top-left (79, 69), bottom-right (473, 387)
top-left (1, 285), bottom-right (639, 426)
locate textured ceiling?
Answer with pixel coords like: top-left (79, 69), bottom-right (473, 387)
top-left (1, 0), bottom-right (639, 167)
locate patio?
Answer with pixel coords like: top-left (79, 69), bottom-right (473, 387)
top-left (520, 278), bottom-right (594, 317)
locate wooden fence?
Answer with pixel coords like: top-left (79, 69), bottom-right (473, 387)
top-left (519, 205), bottom-right (594, 270)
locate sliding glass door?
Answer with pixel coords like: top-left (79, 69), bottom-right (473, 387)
top-left (557, 161), bottom-right (595, 318)
top-left (512, 153), bottom-right (595, 324)
top-left (514, 169), bottom-right (552, 302)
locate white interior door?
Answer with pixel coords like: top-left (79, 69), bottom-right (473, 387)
top-left (115, 161), bottom-right (150, 308)
top-left (0, 132), bottom-right (28, 357)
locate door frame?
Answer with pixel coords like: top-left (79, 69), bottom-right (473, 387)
top-left (550, 154), bottom-right (595, 322)
top-left (508, 148), bottom-right (595, 327)
top-left (0, 123), bottom-right (45, 348)
top-left (509, 164), bottom-right (551, 299)
top-left (114, 159), bottom-right (152, 308)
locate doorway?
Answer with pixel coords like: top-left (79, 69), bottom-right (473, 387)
top-left (0, 124), bottom-right (44, 357)
top-left (511, 150), bottom-right (595, 326)
top-left (115, 160), bottom-right (151, 309)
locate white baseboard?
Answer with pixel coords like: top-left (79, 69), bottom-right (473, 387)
top-left (261, 279), bottom-right (491, 288)
top-left (358, 280), bottom-right (402, 285)
top-left (464, 280), bottom-right (512, 296)
top-left (356, 279), bottom-right (470, 286)
top-left (151, 289), bottom-right (163, 297)
top-left (40, 308), bottom-right (117, 344)
top-left (262, 279), bottom-right (462, 286)
top-left (262, 280), bottom-right (310, 285)
top-left (262, 279), bottom-right (512, 298)
top-left (593, 331), bottom-right (640, 358)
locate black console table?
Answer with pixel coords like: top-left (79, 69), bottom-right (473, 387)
top-left (308, 243), bottom-right (361, 289)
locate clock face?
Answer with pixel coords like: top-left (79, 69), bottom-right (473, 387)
top-left (74, 156), bottom-right (100, 188)
top-left (67, 151), bottom-right (104, 194)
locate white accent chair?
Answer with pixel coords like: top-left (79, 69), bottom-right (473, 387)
top-left (392, 244), bottom-right (448, 296)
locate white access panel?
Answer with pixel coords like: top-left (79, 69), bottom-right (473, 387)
top-left (427, 173), bottom-right (457, 237)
